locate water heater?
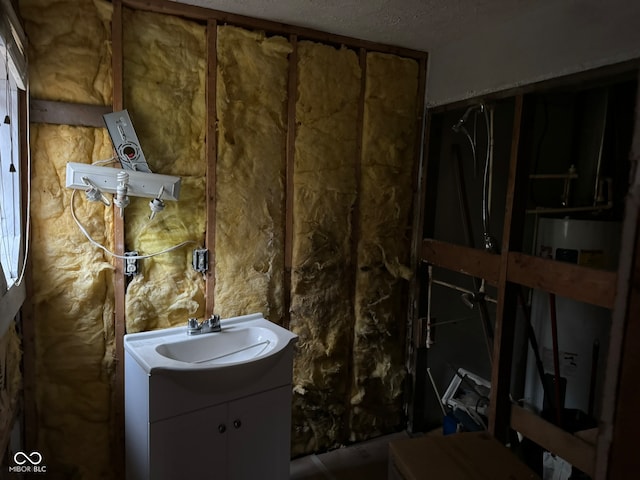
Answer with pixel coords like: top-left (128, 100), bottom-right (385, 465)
top-left (523, 218), bottom-right (620, 418)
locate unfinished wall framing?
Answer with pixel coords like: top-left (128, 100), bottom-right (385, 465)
top-left (214, 25), bottom-right (291, 323)
top-left (417, 69), bottom-right (640, 479)
top-left (350, 52), bottom-right (420, 440)
top-left (22, 0), bottom-right (426, 476)
top-left (0, 324), bottom-right (22, 459)
top-left (289, 40), bottom-right (361, 453)
top-left (21, 0), bottom-right (116, 477)
top-left (121, 7), bottom-right (207, 334)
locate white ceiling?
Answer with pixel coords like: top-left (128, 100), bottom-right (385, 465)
top-left (170, 1), bottom-right (640, 106)
top-left (172, 0), bottom-right (538, 52)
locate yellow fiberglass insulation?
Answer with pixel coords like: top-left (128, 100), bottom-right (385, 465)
top-left (30, 124), bottom-right (115, 479)
top-left (124, 178), bottom-right (206, 333)
top-left (215, 26), bottom-right (291, 323)
top-left (123, 9), bottom-right (207, 333)
top-left (0, 324), bottom-right (22, 450)
top-left (20, 0), bottom-right (113, 104)
top-left (122, 8), bottom-right (206, 177)
top-left (290, 41), bottom-right (361, 455)
top-left (21, 0), bottom-right (116, 477)
top-left (350, 52), bottom-right (419, 441)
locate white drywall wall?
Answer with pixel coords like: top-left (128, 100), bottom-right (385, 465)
top-left (426, 0), bottom-right (640, 106)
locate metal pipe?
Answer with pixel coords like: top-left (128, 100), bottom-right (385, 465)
top-left (588, 340), bottom-right (600, 417)
top-left (451, 103), bottom-right (497, 253)
top-left (516, 288), bottom-right (550, 405)
top-left (482, 106), bottom-right (497, 252)
top-left (428, 316), bottom-right (475, 328)
top-left (451, 103), bottom-right (497, 365)
top-left (561, 165), bottom-right (577, 207)
top-left (548, 293), bottom-right (563, 427)
top-left (525, 203), bottom-right (612, 215)
top-left (427, 367), bottom-right (448, 417)
top-left (477, 294), bottom-right (494, 365)
top-left (426, 265), bottom-right (433, 348)
top-left (452, 144), bottom-right (482, 302)
top-left (452, 105), bottom-right (480, 133)
top-left (529, 173), bottom-right (579, 180)
top-left (593, 89), bottom-right (609, 206)
top-left (453, 110), bottom-right (479, 173)
top-left (431, 278), bottom-right (497, 304)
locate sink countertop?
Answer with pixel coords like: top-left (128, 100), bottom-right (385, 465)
top-left (124, 312), bottom-right (298, 375)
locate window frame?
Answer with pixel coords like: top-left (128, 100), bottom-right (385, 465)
top-left (0, 0), bottom-right (27, 338)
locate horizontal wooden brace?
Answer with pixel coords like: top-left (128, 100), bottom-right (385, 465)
top-left (420, 239), bottom-right (616, 309)
top-left (30, 99), bottom-right (111, 128)
top-left (507, 252), bottom-right (617, 309)
top-left (511, 404), bottom-right (596, 477)
top-left (420, 238), bottom-right (500, 284)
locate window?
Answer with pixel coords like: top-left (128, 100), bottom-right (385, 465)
top-left (0, 55), bottom-right (21, 288)
top-left (0, 0), bottom-right (27, 336)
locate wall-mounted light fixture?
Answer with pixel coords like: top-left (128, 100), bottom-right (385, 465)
top-left (65, 162), bottom-right (181, 217)
top-left (65, 109), bottom-right (181, 218)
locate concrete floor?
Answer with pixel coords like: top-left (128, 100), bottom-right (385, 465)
top-left (290, 431), bottom-right (410, 480)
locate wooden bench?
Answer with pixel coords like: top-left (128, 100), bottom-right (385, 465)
top-left (388, 432), bottom-right (540, 480)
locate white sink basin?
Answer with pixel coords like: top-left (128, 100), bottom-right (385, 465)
top-left (124, 313), bottom-right (298, 380)
top-left (155, 325), bottom-right (278, 365)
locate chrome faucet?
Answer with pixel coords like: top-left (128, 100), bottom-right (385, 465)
top-left (187, 314), bottom-right (221, 335)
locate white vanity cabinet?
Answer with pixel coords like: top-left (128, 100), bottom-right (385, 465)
top-left (123, 313), bottom-right (298, 480)
top-left (149, 386), bottom-right (292, 480)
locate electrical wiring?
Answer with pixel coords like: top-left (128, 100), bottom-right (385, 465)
top-left (70, 188), bottom-right (199, 260)
top-left (92, 156), bottom-right (117, 167)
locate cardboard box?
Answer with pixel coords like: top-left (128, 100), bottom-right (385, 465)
top-left (388, 432), bottom-right (540, 480)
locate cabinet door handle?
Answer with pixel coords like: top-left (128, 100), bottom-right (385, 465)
top-left (233, 419), bottom-right (241, 429)
top-left (218, 424), bottom-right (226, 433)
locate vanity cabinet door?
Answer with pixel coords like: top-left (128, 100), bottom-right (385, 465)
top-left (147, 386), bottom-right (292, 480)
top-left (149, 403), bottom-right (228, 480)
top-left (227, 386), bottom-right (292, 480)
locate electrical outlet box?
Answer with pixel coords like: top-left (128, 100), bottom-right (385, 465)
top-left (192, 248), bottom-right (208, 273)
top-left (125, 251), bottom-right (139, 277)
top-left (103, 110), bottom-right (151, 172)
top-left (66, 162), bottom-right (181, 201)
